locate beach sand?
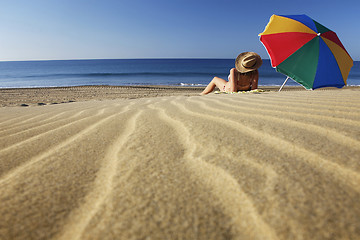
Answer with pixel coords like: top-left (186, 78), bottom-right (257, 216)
top-left (0, 86), bottom-right (359, 239)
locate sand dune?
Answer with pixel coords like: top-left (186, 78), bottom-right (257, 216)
top-left (1, 89), bottom-right (360, 239)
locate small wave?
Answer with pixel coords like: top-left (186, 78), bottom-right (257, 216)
top-left (180, 83), bottom-right (206, 86)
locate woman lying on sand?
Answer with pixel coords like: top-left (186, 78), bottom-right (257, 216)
top-left (200, 52), bottom-right (263, 95)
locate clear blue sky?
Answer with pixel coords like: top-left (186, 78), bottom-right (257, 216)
top-left (0, 0), bottom-right (359, 61)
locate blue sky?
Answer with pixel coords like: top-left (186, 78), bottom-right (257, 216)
top-left (0, 0), bottom-right (359, 61)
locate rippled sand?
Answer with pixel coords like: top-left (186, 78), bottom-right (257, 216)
top-left (0, 88), bottom-right (359, 239)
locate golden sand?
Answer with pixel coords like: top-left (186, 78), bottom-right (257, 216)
top-left (0, 87), bottom-right (359, 239)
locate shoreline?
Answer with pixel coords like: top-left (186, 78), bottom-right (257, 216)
top-left (1, 85), bottom-right (359, 107)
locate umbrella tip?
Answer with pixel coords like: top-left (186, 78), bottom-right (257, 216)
top-left (317, 32), bottom-right (321, 36)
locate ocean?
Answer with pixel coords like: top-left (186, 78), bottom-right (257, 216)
top-left (0, 59), bottom-right (359, 88)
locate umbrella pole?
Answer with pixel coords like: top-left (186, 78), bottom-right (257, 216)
top-left (278, 77), bottom-right (289, 92)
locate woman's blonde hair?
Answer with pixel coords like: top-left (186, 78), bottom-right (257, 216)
top-left (239, 69), bottom-right (258, 77)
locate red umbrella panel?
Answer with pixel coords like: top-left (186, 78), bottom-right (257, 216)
top-left (259, 14), bottom-right (353, 90)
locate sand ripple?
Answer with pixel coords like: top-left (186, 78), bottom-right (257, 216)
top-left (0, 89), bottom-right (359, 239)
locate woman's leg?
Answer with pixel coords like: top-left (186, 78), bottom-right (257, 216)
top-left (200, 77), bottom-right (227, 95)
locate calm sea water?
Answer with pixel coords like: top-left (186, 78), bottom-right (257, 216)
top-left (0, 59), bottom-right (359, 88)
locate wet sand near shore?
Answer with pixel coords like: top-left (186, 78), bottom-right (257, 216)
top-left (0, 85), bottom-right (313, 107)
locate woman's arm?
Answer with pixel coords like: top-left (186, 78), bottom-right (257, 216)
top-left (250, 70), bottom-right (259, 90)
top-left (228, 68), bottom-right (237, 92)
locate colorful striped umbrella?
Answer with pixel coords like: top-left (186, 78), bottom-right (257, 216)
top-left (259, 14), bottom-right (353, 90)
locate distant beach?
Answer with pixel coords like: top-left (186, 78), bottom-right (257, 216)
top-left (2, 84), bottom-right (353, 107)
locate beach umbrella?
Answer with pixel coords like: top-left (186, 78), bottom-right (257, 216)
top-left (259, 14), bottom-right (353, 91)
